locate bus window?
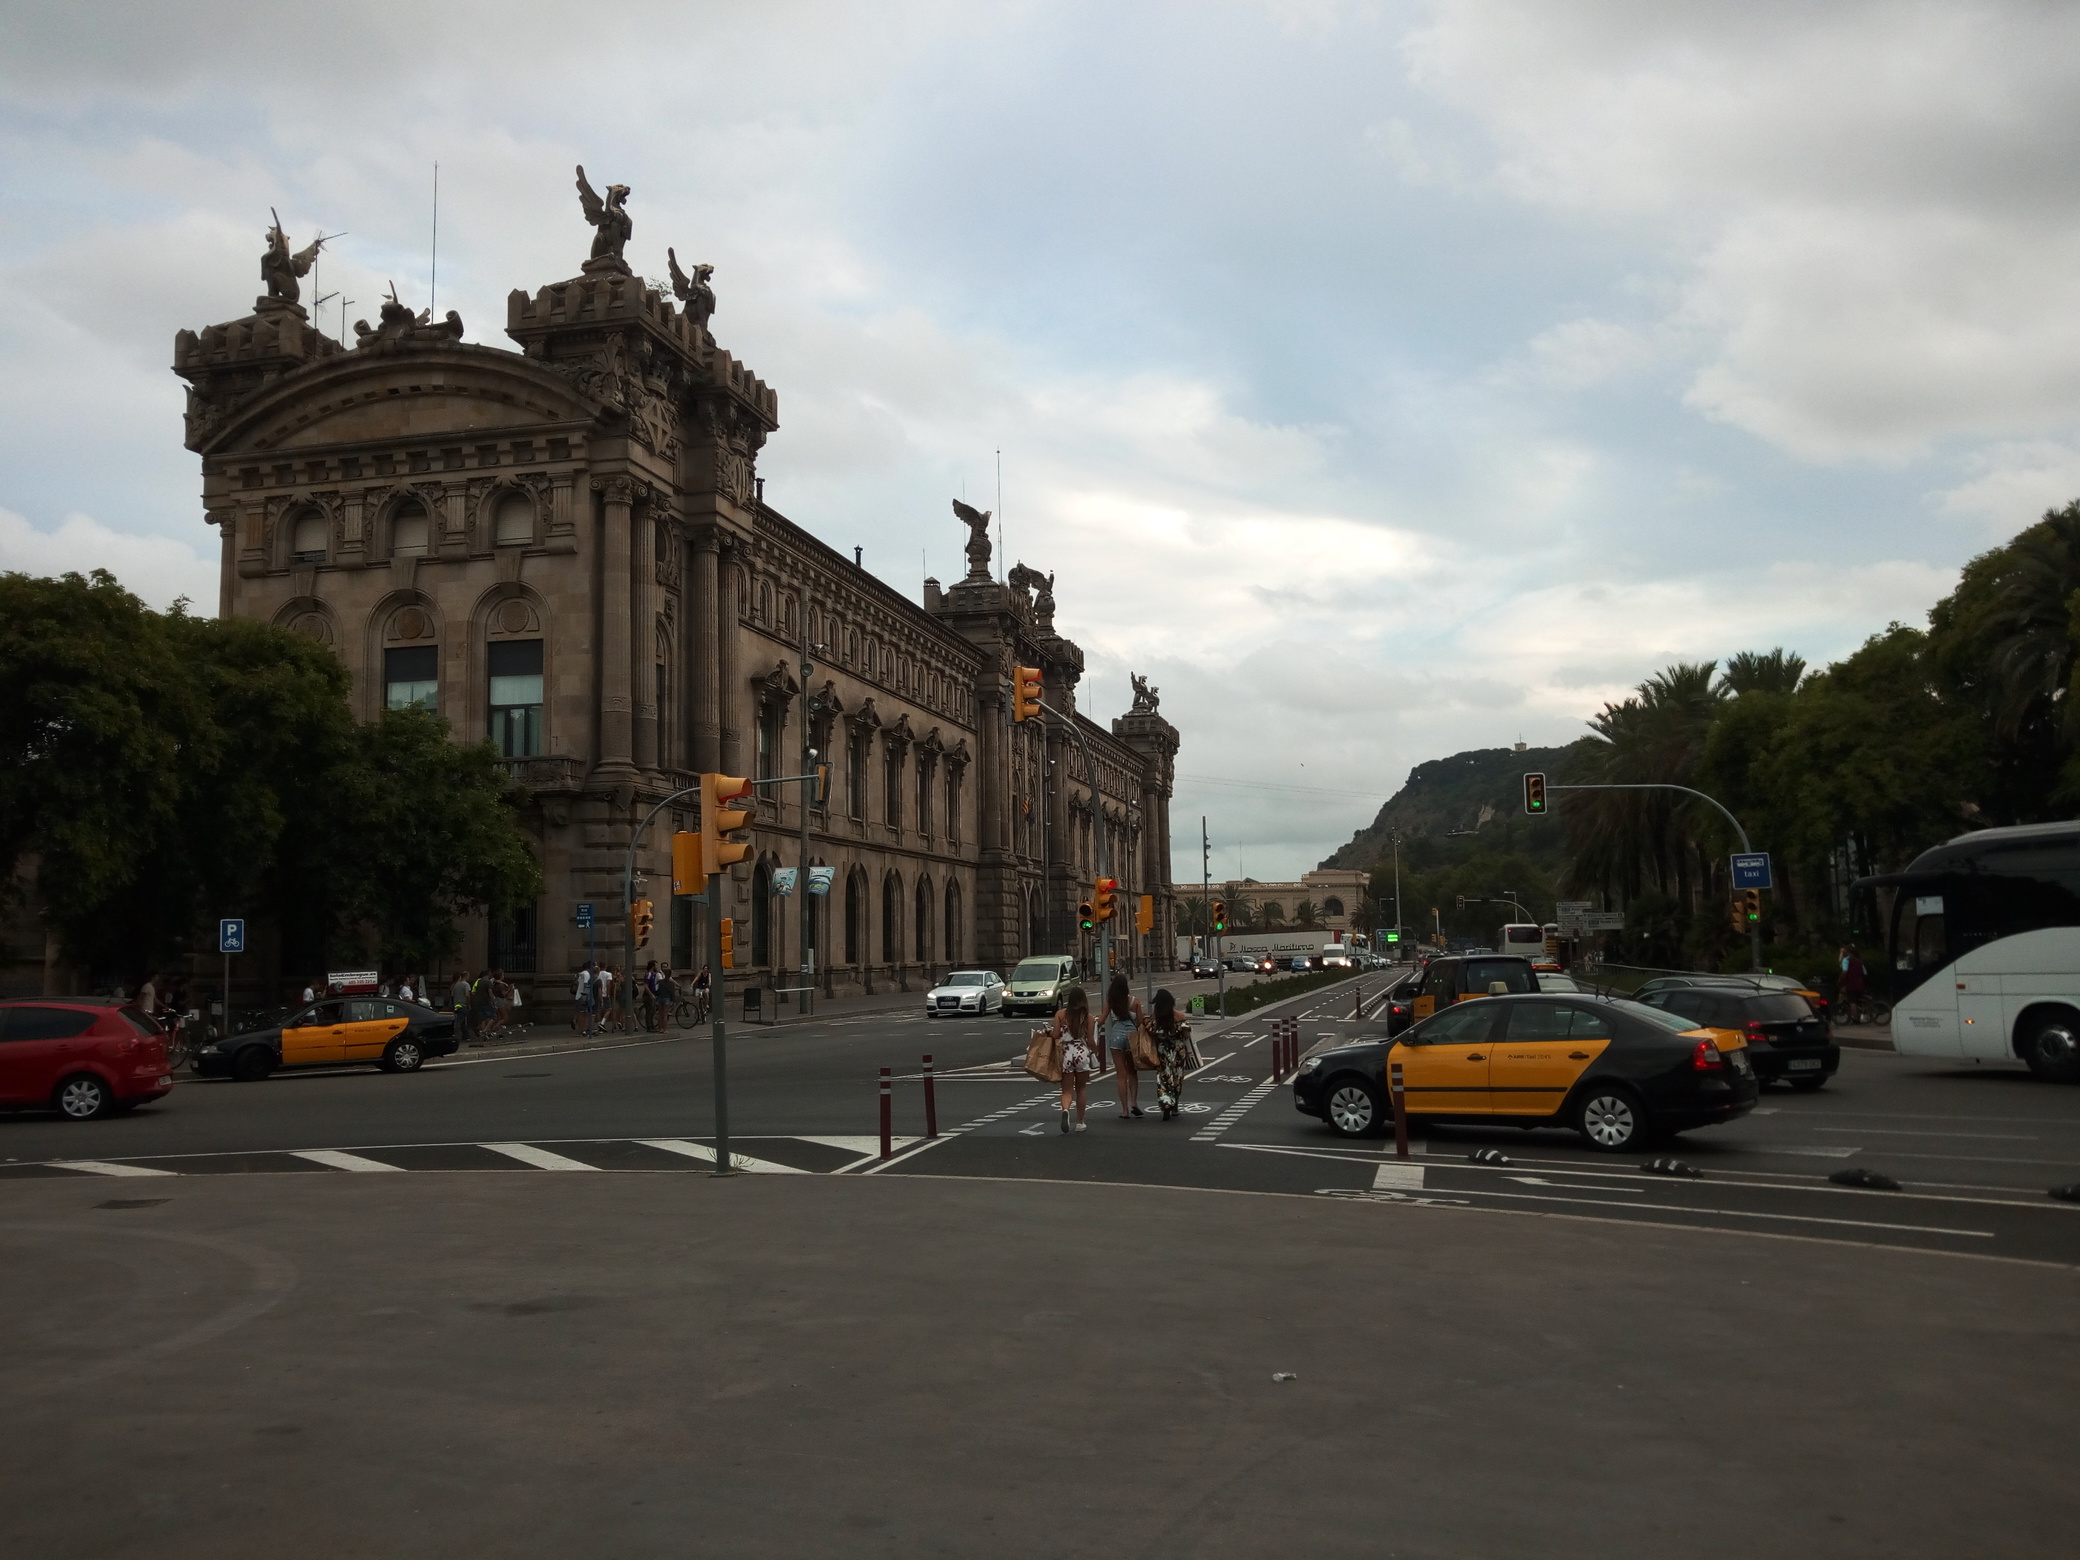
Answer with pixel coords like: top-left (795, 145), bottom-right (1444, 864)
top-left (1912, 897), bottom-right (1946, 969)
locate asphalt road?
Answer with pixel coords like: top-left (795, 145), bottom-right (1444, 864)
top-left (4, 971), bottom-right (2078, 1264)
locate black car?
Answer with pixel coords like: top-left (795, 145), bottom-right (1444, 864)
top-left (1632, 984), bottom-right (1839, 1090)
top-left (1292, 992), bottom-right (1759, 1152)
top-left (193, 996), bottom-right (460, 1080)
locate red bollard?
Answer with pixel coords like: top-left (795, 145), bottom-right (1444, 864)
top-left (879, 1066), bottom-right (892, 1160)
top-left (923, 1053), bottom-right (938, 1140)
top-left (1355, 983), bottom-right (1364, 1020)
top-left (1389, 1057), bottom-right (1409, 1159)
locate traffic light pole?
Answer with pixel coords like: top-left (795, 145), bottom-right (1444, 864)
top-left (1039, 698), bottom-right (1110, 991)
top-left (1545, 781), bottom-right (1763, 973)
top-left (622, 781), bottom-right (707, 1031)
top-left (707, 871), bottom-right (732, 1175)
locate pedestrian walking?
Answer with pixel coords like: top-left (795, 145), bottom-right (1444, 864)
top-left (398, 975), bottom-right (416, 1005)
top-left (134, 971), bottom-right (160, 1024)
top-left (641, 960), bottom-right (663, 1032)
top-left (489, 968), bottom-right (513, 1035)
top-left (300, 977), bottom-right (318, 1005)
top-left (1051, 985), bottom-right (1098, 1133)
top-left (471, 969), bottom-right (495, 1040)
top-left (1148, 988), bottom-right (1196, 1120)
top-left (573, 960), bottom-right (597, 1035)
top-left (450, 971), bottom-right (473, 1043)
top-left (597, 965), bottom-right (619, 1031)
top-left (1101, 973), bottom-right (1147, 1119)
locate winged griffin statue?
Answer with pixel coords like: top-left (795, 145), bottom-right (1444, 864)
top-left (259, 209), bottom-right (330, 305)
top-left (574, 165), bottom-right (633, 273)
top-left (668, 247), bottom-right (716, 331)
top-left (953, 499), bottom-right (993, 581)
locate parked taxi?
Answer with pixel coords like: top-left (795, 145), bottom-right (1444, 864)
top-left (195, 997), bottom-right (459, 1081)
top-left (1377, 953), bottom-right (1539, 1035)
top-left (1293, 992), bottom-right (1757, 1152)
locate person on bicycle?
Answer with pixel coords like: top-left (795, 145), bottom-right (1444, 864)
top-left (692, 964), bottom-right (712, 1024)
top-left (1838, 945), bottom-right (1868, 1025)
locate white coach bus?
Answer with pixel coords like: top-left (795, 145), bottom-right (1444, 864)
top-left (1852, 822), bottom-right (2080, 1083)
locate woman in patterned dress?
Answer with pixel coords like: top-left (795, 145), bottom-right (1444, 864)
top-left (1148, 988), bottom-right (1195, 1120)
top-left (1052, 985), bottom-right (1097, 1133)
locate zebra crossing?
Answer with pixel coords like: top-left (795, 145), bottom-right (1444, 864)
top-left (1190, 1076), bottom-right (1283, 1143)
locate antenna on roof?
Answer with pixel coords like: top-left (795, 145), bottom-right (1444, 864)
top-left (429, 161), bottom-right (440, 317)
top-left (996, 449), bottom-right (1004, 584)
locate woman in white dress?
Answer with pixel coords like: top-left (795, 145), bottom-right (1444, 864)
top-left (1051, 986), bottom-right (1097, 1133)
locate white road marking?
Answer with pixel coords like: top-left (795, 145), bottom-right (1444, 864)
top-left (291, 1149), bottom-right (407, 1173)
top-left (632, 1139), bottom-right (809, 1174)
top-left (51, 1160), bottom-right (178, 1178)
top-left (482, 1142), bottom-right (604, 1172)
top-left (1510, 1175), bottom-right (1644, 1194)
top-left (1191, 1077), bottom-right (1281, 1142)
top-left (1753, 1146), bottom-right (1860, 1158)
top-left (796, 1135), bottom-right (922, 1155)
top-left (1402, 1183), bottom-right (1996, 1239)
top-left (1811, 1127), bottom-right (2036, 1141)
top-left (1373, 1162), bottom-right (1425, 1191)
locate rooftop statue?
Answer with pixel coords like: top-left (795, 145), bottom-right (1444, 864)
top-left (259, 208), bottom-right (330, 306)
top-left (575, 165), bottom-right (633, 273)
top-left (953, 499), bottom-right (993, 581)
top-left (1131, 673), bottom-right (1160, 713)
top-left (667, 248), bottom-right (716, 331)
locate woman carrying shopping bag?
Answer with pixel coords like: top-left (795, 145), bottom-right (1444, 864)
top-left (1101, 974), bottom-right (1148, 1120)
top-left (1051, 986), bottom-right (1099, 1133)
top-left (1147, 988), bottom-right (1196, 1121)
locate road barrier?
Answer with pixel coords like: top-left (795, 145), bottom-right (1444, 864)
top-left (1389, 1058), bottom-right (1409, 1159)
top-left (1270, 1017), bottom-right (1300, 1082)
top-left (879, 1067), bottom-right (892, 1160)
top-left (922, 1054), bottom-right (938, 1139)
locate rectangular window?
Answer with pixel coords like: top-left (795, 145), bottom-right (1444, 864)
top-left (917, 762), bottom-right (933, 837)
top-left (488, 639), bottom-right (544, 757)
top-left (385, 645), bottom-right (439, 713)
top-left (757, 705), bottom-right (777, 780)
top-left (885, 747), bottom-right (902, 829)
top-left (490, 903), bottom-right (538, 972)
top-left (849, 735), bottom-right (867, 819)
top-left (947, 772), bottom-right (960, 844)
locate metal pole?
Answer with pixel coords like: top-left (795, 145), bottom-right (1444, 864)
top-left (1548, 781), bottom-right (1763, 973)
top-left (1043, 698), bottom-right (1108, 991)
top-left (798, 616), bottom-right (817, 1016)
top-left (708, 873), bottom-right (732, 1176)
top-left (879, 1067), bottom-right (892, 1159)
top-left (923, 1053), bottom-right (938, 1138)
top-left (622, 782), bottom-right (706, 1031)
top-left (1389, 1057), bottom-right (1409, 1159)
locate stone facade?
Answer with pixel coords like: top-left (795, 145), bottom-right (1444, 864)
top-left (1173, 869), bottom-right (1370, 934)
top-left (169, 187), bottom-right (1178, 1004)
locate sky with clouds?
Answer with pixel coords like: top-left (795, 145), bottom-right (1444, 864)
top-left (4, 0), bottom-right (2077, 880)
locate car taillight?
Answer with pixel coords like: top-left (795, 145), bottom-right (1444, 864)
top-left (1691, 1039), bottom-right (1724, 1070)
top-left (1746, 1021), bottom-right (1766, 1046)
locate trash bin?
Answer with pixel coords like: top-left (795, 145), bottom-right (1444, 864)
top-left (743, 987), bottom-right (763, 1023)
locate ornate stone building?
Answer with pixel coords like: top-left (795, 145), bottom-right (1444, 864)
top-left (170, 179), bottom-right (1178, 1000)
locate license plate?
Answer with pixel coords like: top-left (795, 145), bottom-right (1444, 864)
top-left (1788, 1058), bottom-right (1822, 1071)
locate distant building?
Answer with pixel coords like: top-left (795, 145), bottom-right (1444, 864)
top-left (1173, 870), bottom-right (1370, 935)
top-left (150, 173), bottom-right (1180, 1001)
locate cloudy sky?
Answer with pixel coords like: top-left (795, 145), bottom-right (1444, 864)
top-left (5, 1), bottom-right (2079, 879)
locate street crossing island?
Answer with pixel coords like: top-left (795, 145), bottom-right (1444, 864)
top-left (170, 169), bottom-right (1181, 1007)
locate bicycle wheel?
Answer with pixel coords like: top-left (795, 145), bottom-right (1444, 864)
top-left (1864, 1000), bottom-right (1891, 1027)
top-left (675, 1001), bottom-right (695, 1029)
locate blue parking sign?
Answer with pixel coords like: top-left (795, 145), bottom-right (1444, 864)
top-left (575, 902), bottom-right (595, 929)
top-left (218, 918), bottom-right (245, 953)
top-left (1730, 853), bottom-right (1773, 890)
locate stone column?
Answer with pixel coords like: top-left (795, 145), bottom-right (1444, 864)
top-left (631, 488), bottom-right (657, 774)
top-left (690, 529), bottom-right (721, 773)
top-left (979, 674), bottom-right (1004, 855)
top-left (718, 539), bottom-right (743, 777)
top-left (595, 477), bottom-right (635, 774)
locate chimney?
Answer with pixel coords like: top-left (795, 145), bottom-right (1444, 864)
top-left (923, 576), bottom-right (941, 611)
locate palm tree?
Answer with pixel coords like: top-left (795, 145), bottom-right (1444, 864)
top-left (1718, 648), bottom-right (1807, 697)
top-left (1261, 901), bottom-right (1286, 926)
top-left (1980, 500), bottom-right (2080, 743)
top-left (1292, 899), bottom-right (1319, 928)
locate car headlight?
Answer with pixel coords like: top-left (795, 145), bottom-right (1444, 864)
top-left (1301, 1056), bottom-right (1322, 1072)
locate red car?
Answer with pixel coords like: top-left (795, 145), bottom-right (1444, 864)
top-left (0, 999), bottom-right (175, 1119)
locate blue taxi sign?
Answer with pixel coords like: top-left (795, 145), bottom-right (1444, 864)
top-left (1730, 853), bottom-right (1773, 890)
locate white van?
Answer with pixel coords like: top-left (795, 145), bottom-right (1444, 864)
top-left (1004, 956), bottom-right (1078, 1017)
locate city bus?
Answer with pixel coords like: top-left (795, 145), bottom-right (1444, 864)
top-left (1499, 923), bottom-right (1559, 970)
top-left (1851, 821), bottom-right (2080, 1082)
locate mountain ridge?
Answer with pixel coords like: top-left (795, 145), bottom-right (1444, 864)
top-left (1319, 740), bottom-right (1594, 871)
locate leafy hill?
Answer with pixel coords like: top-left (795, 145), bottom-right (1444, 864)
top-left (1320, 741), bottom-right (1592, 872)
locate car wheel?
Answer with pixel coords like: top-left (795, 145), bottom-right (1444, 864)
top-left (1576, 1085), bottom-right (1647, 1152)
top-left (2021, 1011), bottom-right (2080, 1083)
top-left (55, 1074), bottom-right (114, 1120)
top-left (1324, 1079), bottom-right (1382, 1138)
top-left (382, 1038), bottom-right (426, 1074)
top-left (231, 1047), bottom-right (275, 1082)
top-left (1789, 1076), bottom-right (1828, 1093)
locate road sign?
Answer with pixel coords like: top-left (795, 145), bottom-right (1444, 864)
top-left (1730, 853), bottom-right (1773, 890)
top-left (1555, 900), bottom-right (1593, 919)
top-left (1578, 912), bottom-right (1626, 931)
top-left (218, 918), bottom-right (244, 953)
top-left (575, 902), bottom-right (595, 929)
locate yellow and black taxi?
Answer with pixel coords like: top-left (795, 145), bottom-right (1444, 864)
top-left (195, 997), bottom-right (459, 1081)
top-left (1377, 953), bottom-right (1539, 1035)
top-left (1293, 992), bottom-right (1758, 1152)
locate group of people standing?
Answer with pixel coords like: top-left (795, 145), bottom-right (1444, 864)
top-left (1047, 975), bottom-right (1198, 1133)
top-left (571, 961), bottom-right (712, 1037)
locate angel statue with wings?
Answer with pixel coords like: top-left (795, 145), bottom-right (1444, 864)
top-left (953, 499), bottom-right (993, 581)
top-left (667, 247), bottom-right (716, 331)
top-left (574, 165), bottom-right (633, 273)
top-left (260, 209), bottom-right (330, 305)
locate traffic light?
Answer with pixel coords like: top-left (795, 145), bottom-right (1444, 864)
top-left (700, 772), bottom-right (756, 875)
top-left (1136, 894), bottom-right (1154, 934)
top-left (1011, 665), bottom-right (1043, 722)
top-left (632, 897), bottom-right (654, 948)
top-left (1739, 888), bottom-right (1762, 928)
top-left (1211, 899), bottom-right (1227, 934)
top-left (1455, 895), bottom-right (1466, 910)
top-left (1728, 895), bottom-right (1746, 933)
top-left (1078, 900), bottom-right (1096, 934)
top-left (1093, 876), bottom-right (1117, 923)
top-left (816, 764), bottom-right (829, 804)
top-left (719, 915), bottom-right (736, 970)
top-left (671, 831), bottom-right (701, 896)
top-left (1523, 771), bottom-right (1548, 815)
top-left (1385, 929), bottom-right (1401, 943)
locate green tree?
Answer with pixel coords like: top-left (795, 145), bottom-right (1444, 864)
top-left (1261, 901), bottom-right (1286, 926)
top-left (1292, 898), bottom-right (1319, 928)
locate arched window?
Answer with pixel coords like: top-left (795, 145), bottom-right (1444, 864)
top-left (845, 871), bottom-right (864, 966)
top-left (1322, 897), bottom-right (1346, 919)
top-left (756, 581), bottom-right (771, 624)
top-left (493, 492), bottom-right (534, 547)
top-left (391, 501), bottom-right (429, 557)
top-left (882, 873), bottom-right (901, 964)
top-left (290, 509), bottom-right (328, 563)
top-left (944, 879), bottom-right (962, 966)
top-left (752, 862), bottom-right (771, 968)
top-left (914, 876), bottom-right (933, 967)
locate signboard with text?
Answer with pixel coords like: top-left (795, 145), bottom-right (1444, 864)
top-left (1731, 853), bottom-right (1773, 890)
